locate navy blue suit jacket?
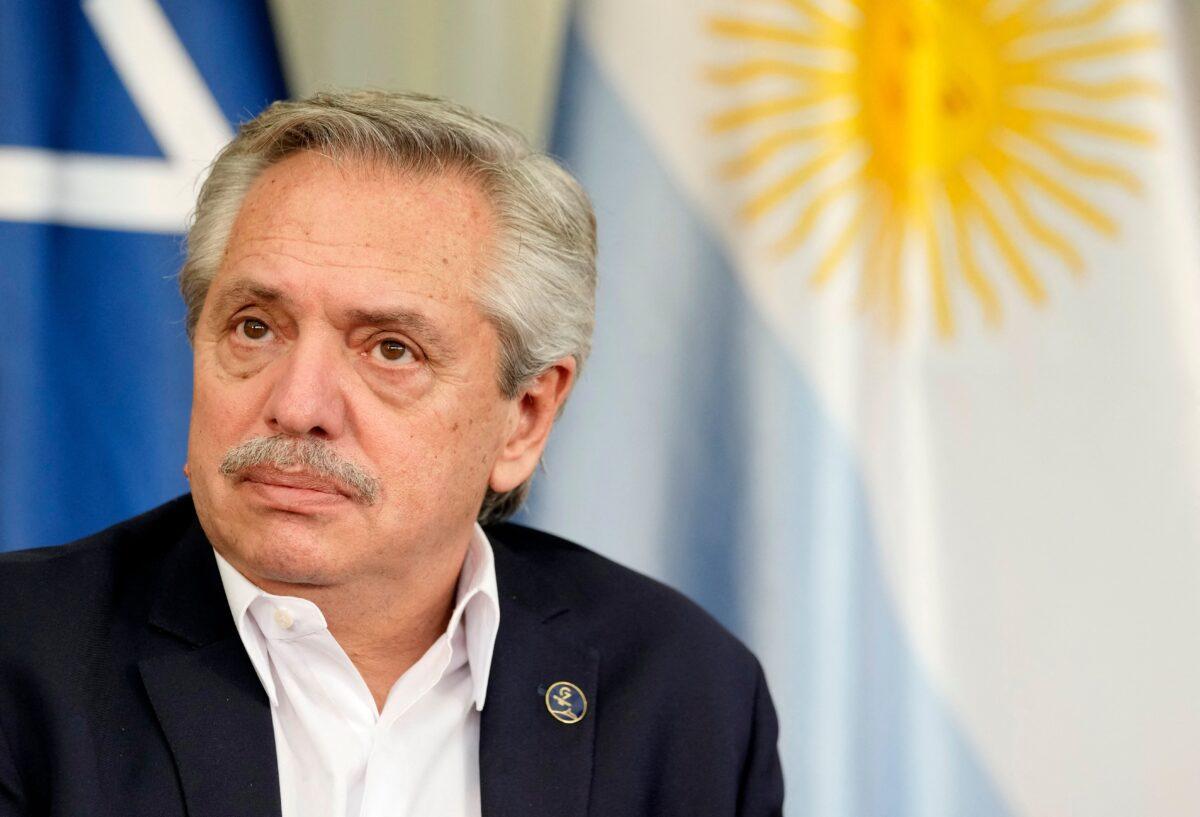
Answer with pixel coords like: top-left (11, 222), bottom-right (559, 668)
top-left (0, 495), bottom-right (783, 816)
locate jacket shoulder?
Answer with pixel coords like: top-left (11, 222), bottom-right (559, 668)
top-left (485, 522), bottom-right (760, 676)
top-left (0, 496), bottom-right (196, 634)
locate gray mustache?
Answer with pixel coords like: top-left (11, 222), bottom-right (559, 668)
top-left (218, 435), bottom-right (381, 505)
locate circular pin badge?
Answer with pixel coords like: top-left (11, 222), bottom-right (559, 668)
top-left (544, 681), bottom-right (587, 724)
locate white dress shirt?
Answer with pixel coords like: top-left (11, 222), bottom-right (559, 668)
top-left (213, 526), bottom-right (500, 817)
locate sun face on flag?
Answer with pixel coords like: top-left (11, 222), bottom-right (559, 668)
top-left (708, 0), bottom-right (1161, 336)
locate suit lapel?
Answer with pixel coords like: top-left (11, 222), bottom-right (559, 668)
top-left (480, 530), bottom-right (599, 817)
top-left (139, 518), bottom-right (282, 817)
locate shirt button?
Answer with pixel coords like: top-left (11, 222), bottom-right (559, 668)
top-left (274, 607), bottom-right (295, 630)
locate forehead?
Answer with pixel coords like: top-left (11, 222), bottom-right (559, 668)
top-left (217, 150), bottom-right (496, 302)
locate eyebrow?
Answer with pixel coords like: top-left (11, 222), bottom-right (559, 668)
top-left (344, 307), bottom-right (454, 359)
top-left (206, 281), bottom-right (290, 322)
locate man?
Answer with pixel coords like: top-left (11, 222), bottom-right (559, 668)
top-left (0, 91), bottom-right (782, 817)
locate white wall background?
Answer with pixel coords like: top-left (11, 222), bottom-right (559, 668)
top-left (268, 0), bottom-right (571, 146)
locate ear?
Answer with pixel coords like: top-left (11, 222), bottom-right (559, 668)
top-left (489, 356), bottom-right (578, 494)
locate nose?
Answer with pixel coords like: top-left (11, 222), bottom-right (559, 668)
top-left (262, 334), bottom-right (348, 439)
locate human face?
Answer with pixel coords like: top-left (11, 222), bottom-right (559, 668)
top-left (187, 151), bottom-right (517, 588)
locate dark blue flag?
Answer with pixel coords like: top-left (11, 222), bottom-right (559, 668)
top-left (0, 0), bottom-right (287, 550)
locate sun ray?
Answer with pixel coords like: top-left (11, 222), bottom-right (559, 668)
top-left (950, 198), bottom-right (1003, 325)
top-left (922, 199), bottom-right (955, 336)
top-left (1015, 107), bottom-right (1156, 144)
top-left (1017, 130), bottom-right (1141, 192)
top-left (982, 152), bottom-right (1086, 274)
top-left (707, 59), bottom-right (854, 87)
top-left (994, 0), bottom-right (1042, 26)
top-left (810, 187), bottom-right (873, 288)
top-left (1001, 0), bottom-right (1140, 44)
top-left (1005, 151), bottom-right (1118, 234)
top-left (857, 190), bottom-right (893, 311)
top-left (864, 201), bottom-right (902, 321)
top-left (740, 143), bottom-right (848, 220)
top-left (1010, 33), bottom-right (1162, 67)
top-left (709, 92), bottom-right (835, 133)
top-left (774, 0), bottom-right (851, 30)
top-left (708, 18), bottom-right (851, 50)
top-left (881, 214), bottom-right (908, 333)
top-left (722, 118), bottom-right (856, 178)
top-left (1015, 74), bottom-right (1163, 100)
top-left (992, 0), bottom-right (1046, 43)
top-left (774, 166), bottom-right (866, 255)
top-left (962, 179), bottom-right (1049, 304)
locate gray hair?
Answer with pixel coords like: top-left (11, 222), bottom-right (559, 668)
top-left (180, 90), bottom-right (597, 524)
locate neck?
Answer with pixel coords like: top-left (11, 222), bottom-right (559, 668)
top-left (319, 574), bottom-right (462, 711)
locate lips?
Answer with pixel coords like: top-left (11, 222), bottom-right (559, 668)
top-left (236, 465), bottom-right (349, 498)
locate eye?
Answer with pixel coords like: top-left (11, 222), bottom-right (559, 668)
top-left (236, 317), bottom-right (272, 342)
top-left (371, 337), bottom-right (416, 365)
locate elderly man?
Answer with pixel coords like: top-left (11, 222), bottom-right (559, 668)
top-left (0, 91), bottom-right (782, 817)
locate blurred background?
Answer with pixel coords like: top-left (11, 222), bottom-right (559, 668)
top-left (3, 1), bottom-right (1200, 815)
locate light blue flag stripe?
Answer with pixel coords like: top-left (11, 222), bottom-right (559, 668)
top-left (529, 21), bottom-right (1017, 817)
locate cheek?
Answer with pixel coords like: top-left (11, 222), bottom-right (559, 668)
top-left (444, 392), bottom-right (514, 463)
top-left (189, 358), bottom-right (262, 461)
top-left (370, 399), bottom-right (509, 501)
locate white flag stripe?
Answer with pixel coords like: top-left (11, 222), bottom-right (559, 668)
top-left (0, 148), bottom-right (194, 232)
top-left (5, 0), bottom-right (236, 233)
top-left (83, 0), bottom-right (233, 165)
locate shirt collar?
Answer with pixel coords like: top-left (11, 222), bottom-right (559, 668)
top-left (448, 523), bottom-right (500, 711)
top-left (213, 547), bottom-right (280, 706)
top-left (212, 524), bottom-right (501, 712)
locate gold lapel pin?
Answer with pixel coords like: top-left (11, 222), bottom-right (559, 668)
top-left (545, 680), bottom-right (587, 724)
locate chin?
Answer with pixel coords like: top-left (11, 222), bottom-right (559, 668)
top-left (246, 525), bottom-right (351, 587)
top-left (208, 514), bottom-right (344, 589)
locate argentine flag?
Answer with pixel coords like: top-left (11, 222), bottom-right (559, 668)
top-left (0, 0), bottom-right (286, 549)
top-left (532, 1), bottom-right (1200, 815)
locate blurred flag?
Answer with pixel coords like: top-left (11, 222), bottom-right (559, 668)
top-left (0, 0), bottom-right (286, 549)
top-left (533, 1), bottom-right (1200, 815)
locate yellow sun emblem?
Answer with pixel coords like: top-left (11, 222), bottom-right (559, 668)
top-left (708, 0), bottom-right (1161, 336)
